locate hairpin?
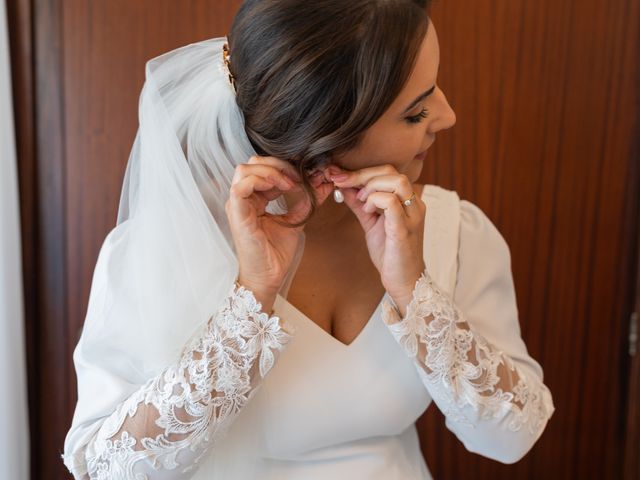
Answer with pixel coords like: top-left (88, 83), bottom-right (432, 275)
top-left (222, 42), bottom-right (237, 94)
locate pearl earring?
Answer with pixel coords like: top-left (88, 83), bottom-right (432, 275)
top-left (333, 187), bottom-right (344, 203)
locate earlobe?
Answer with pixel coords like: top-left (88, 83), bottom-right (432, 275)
top-left (308, 170), bottom-right (326, 188)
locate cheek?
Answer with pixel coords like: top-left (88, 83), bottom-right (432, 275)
top-left (378, 129), bottom-right (425, 166)
top-left (335, 126), bottom-right (424, 171)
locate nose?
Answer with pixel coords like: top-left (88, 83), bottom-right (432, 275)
top-left (429, 89), bottom-right (456, 133)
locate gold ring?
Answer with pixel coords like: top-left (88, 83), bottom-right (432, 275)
top-left (402, 192), bottom-right (416, 206)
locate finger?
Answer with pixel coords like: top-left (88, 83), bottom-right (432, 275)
top-left (247, 155), bottom-right (302, 183)
top-left (329, 163), bottom-right (398, 190)
top-left (316, 163), bottom-right (343, 185)
top-left (232, 163), bottom-right (297, 192)
top-left (260, 186), bottom-right (289, 202)
top-left (340, 187), bottom-right (379, 232)
top-left (355, 174), bottom-right (418, 217)
top-left (228, 175), bottom-right (291, 224)
top-left (362, 192), bottom-right (410, 237)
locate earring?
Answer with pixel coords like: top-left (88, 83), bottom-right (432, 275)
top-left (333, 186), bottom-right (344, 203)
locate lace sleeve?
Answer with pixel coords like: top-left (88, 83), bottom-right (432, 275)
top-left (62, 281), bottom-right (294, 480)
top-left (381, 268), bottom-right (554, 464)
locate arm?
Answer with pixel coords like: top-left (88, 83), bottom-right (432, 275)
top-left (62, 281), bottom-right (294, 480)
top-left (381, 200), bottom-right (555, 464)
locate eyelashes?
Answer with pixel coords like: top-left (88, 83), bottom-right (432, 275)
top-left (406, 107), bottom-right (429, 124)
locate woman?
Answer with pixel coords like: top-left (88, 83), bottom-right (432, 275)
top-left (62, 0), bottom-right (555, 478)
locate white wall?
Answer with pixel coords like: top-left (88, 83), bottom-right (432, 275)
top-left (0, 0), bottom-right (30, 478)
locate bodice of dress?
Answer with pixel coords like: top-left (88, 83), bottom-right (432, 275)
top-left (62, 184), bottom-right (555, 480)
top-left (186, 291), bottom-right (433, 478)
top-left (184, 185), bottom-right (461, 479)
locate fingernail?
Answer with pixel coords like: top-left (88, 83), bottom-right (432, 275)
top-left (356, 189), bottom-right (366, 200)
top-left (330, 174), bottom-right (349, 181)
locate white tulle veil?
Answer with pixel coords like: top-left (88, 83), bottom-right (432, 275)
top-left (74, 36), bottom-right (297, 477)
top-left (65, 32), bottom-right (316, 479)
top-left (82, 36), bottom-right (292, 378)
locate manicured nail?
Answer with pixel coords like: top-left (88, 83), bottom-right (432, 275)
top-left (356, 189), bottom-right (366, 201)
top-left (330, 174), bottom-right (349, 181)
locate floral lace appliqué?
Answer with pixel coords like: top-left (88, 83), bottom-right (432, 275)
top-left (65, 282), bottom-right (293, 479)
top-left (382, 269), bottom-right (551, 435)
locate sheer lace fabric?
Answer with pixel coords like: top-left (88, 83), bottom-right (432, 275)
top-left (381, 268), bottom-right (553, 436)
top-left (64, 282), bottom-right (293, 480)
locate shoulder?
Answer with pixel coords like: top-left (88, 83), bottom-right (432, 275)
top-left (455, 198), bottom-right (513, 293)
top-left (414, 183), bottom-right (507, 246)
top-left (413, 182), bottom-right (511, 265)
top-left (412, 183), bottom-right (461, 230)
top-left (412, 183), bottom-right (461, 209)
top-left (458, 198), bottom-right (511, 261)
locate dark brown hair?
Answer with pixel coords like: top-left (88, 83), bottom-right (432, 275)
top-left (229, 0), bottom-right (432, 226)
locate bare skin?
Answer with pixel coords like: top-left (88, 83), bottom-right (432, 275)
top-left (283, 183), bottom-right (427, 346)
top-left (278, 19), bottom-right (455, 345)
top-left (229, 19), bottom-right (456, 344)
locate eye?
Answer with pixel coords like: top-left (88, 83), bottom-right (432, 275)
top-left (406, 107), bottom-right (429, 124)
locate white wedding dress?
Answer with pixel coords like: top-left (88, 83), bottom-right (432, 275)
top-left (62, 184), bottom-right (555, 479)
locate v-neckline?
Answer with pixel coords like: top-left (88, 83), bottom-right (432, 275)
top-left (275, 184), bottom-right (426, 349)
top-left (276, 291), bottom-right (388, 349)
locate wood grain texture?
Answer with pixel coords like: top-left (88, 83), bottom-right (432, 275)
top-left (418, 0), bottom-right (640, 478)
top-left (625, 202), bottom-right (640, 479)
top-left (7, 0), bottom-right (639, 478)
top-left (32, 0), bottom-right (69, 477)
top-left (5, 0), bottom-right (39, 478)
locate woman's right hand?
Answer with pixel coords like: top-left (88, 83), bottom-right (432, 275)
top-left (225, 155), bottom-right (318, 308)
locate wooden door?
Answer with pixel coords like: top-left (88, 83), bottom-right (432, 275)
top-left (7, 0), bottom-right (639, 478)
top-left (419, 2), bottom-right (639, 479)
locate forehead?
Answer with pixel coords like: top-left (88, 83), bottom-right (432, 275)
top-left (390, 20), bottom-right (440, 110)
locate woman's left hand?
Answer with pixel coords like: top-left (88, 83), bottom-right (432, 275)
top-left (329, 164), bottom-right (427, 315)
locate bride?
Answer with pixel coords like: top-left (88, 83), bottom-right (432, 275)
top-left (62, 0), bottom-right (555, 478)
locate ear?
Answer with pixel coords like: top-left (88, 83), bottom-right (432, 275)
top-left (306, 169), bottom-right (335, 206)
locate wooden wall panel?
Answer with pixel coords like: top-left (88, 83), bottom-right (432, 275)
top-left (625, 224), bottom-right (640, 479)
top-left (7, 0), bottom-right (639, 478)
top-left (419, 1), bottom-right (639, 479)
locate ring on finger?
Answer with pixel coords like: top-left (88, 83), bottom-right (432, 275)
top-left (401, 192), bottom-right (416, 207)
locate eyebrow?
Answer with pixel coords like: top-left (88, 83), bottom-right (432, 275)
top-left (402, 85), bottom-right (436, 114)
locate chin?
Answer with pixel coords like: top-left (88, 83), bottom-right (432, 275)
top-left (405, 158), bottom-right (425, 183)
